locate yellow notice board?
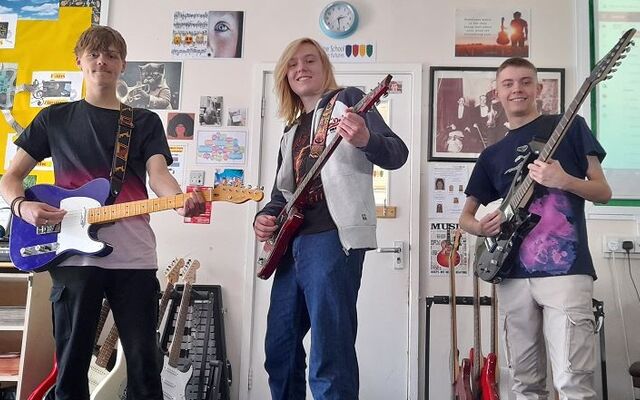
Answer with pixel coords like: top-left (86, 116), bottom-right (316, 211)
top-left (0, 7), bottom-right (91, 184)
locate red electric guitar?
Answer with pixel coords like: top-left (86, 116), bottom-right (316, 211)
top-left (256, 75), bottom-right (393, 280)
top-left (449, 229), bottom-right (472, 400)
top-left (496, 17), bottom-right (510, 45)
top-left (469, 254), bottom-right (499, 400)
top-left (28, 299), bottom-right (111, 400)
top-left (437, 229), bottom-right (461, 268)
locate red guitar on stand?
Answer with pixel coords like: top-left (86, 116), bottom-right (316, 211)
top-left (469, 249), bottom-right (499, 400)
top-left (256, 75), bottom-right (392, 280)
top-left (448, 229), bottom-right (472, 400)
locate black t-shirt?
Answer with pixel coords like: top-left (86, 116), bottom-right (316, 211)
top-left (291, 111), bottom-right (337, 235)
top-left (17, 100), bottom-right (172, 202)
top-left (465, 115), bottom-right (605, 278)
top-left (15, 100), bottom-right (172, 269)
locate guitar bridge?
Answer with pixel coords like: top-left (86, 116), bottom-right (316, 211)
top-left (20, 242), bottom-right (60, 257)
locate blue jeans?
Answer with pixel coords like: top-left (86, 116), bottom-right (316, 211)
top-left (264, 229), bottom-right (365, 400)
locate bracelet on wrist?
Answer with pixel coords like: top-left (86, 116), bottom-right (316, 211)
top-left (10, 196), bottom-right (25, 217)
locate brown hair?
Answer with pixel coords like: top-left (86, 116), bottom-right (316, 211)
top-left (273, 37), bottom-right (339, 126)
top-left (496, 57), bottom-right (537, 80)
top-left (74, 26), bottom-right (127, 60)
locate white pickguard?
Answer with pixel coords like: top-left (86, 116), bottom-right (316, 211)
top-left (91, 340), bottom-right (127, 400)
top-left (57, 196), bottom-right (105, 255)
top-left (161, 357), bottom-right (193, 400)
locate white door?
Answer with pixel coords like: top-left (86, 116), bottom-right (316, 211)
top-left (240, 64), bottom-right (421, 400)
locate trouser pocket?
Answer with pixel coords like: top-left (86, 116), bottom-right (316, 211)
top-left (564, 310), bottom-right (596, 373)
top-left (49, 285), bottom-right (71, 341)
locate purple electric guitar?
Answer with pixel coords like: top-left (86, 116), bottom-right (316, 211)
top-left (10, 178), bottom-right (263, 272)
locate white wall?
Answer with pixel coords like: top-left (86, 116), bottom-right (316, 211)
top-left (107, 0), bottom-right (640, 398)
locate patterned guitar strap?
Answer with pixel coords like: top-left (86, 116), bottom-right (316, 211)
top-left (309, 91), bottom-right (340, 158)
top-left (107, 103), bottom-right (134, 205)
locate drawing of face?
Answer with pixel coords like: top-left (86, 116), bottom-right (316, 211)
top-left (208, 11), bottom-right (242, 57)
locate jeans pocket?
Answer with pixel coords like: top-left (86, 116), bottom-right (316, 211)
top-left (564, 310), bottom-right (596, 374)
top-left (49, 285), bottom-right (72, 340)
top-left (503, 314), bottom-right (513, 369)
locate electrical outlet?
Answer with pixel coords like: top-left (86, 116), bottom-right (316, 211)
top-left (603, 236), bottom-right (640, 256)
top-left (189, 170), bottom-right (205, 186)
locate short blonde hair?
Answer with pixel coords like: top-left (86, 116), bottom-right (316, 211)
top-left (273, 38), bottom-right (339, 126)
top-left (74, 26), bottom-right (127, 60)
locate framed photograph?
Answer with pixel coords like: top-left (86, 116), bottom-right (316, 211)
top-left (117, 61), bottom-right (183, 110)
top-left (428, 66), bottom-right (564, 162)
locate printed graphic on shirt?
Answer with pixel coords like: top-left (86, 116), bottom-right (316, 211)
top-left (519, 189), bottom-right (577, 274)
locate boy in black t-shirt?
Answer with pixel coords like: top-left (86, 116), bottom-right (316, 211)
top-left (459, 58), bottom-right (611, 399)
top-left (0, 26), bottom-right (204, 399)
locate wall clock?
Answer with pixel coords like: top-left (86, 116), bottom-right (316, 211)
top-left (319, 1), bottom-right (359, 39)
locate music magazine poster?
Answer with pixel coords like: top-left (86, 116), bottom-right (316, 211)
top-left (428, 222), bottom-right (469, 276)
top-left (455, 9), bottom-right (531, 58)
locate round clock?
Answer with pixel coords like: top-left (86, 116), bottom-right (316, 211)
top-left (319, 1), bottom-right (359, 39)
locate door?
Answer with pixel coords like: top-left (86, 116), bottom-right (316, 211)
top-left (240, 64), bottom-right (421, 400)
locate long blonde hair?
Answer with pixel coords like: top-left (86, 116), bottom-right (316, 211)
top-left (274, 38), bottom-right (339, 126)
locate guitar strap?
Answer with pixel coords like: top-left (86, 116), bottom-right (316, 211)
top-left (310, 91), bottom-right (341, 158)
top-left (107, 103), bottom-right (134, 205)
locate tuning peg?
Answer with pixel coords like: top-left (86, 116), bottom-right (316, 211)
top-left (610, 68), bottom-right (617, 73)
top-left (247, 184), bottom-right (252, 188)
top-left (260, 186), bottom-right (264, 190)
top-left (619, 54), bottom-right (627, 59)
top-left (615, 61), bottom-right (622, 67)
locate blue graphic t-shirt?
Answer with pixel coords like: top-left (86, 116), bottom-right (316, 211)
top-left (465, 114), bottom-right (606, 279)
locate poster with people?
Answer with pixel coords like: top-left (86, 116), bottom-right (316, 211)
top-left (455, 9), bottom-right (531, 57)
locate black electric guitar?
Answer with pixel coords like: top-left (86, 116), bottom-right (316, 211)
top-left (476, 28), bottom-right (636, 283)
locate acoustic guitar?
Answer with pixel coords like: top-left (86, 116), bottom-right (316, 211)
top-left (496, 17), bottom-right (510, 45)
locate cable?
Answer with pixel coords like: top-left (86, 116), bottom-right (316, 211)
top-left (610, 251), bottom-right (633, 371)
top-left (623, 246), bottom-right (640, 304)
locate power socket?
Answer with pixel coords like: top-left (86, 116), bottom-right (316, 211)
top-left (189, 170), bottom-right (205, 186)
top-left (603, 236), bottom-right (640, 257)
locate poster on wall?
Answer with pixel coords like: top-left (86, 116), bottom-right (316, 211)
top-left (117, 61), bottom-right (182, 110)
top-left (0, 14), bottom-right (17, 48)
top-left (29, 71), bottom-right (83, 107)
top-left (428, 163), bottom-right (469, 219)
top-left (429, 222), bottom-right (469, 276)
top-left (0, 63), bottom-right (17, 108)
top-left (171, 11), bottom-right (244, 58)
top-left (196, 130), bottom-right (246, 165)
top-left (59, 0), bottom-right (110, 25)
top-left (322, 42), bottom-right (376, 63)
top-left (227, 107), bottom-right (246, 126)
top-left (168, 143), bottom-right (188, 188)
top-left (166, 112), bottom-right (195, 140)
top-left (0, 0), bottom-right (59, 20)
top-left (214, 168), bottom-right (244, 185)
top-left (455, 9), bottom-right (531, 58)
top-left (4, 132), bottom-right (53, 171)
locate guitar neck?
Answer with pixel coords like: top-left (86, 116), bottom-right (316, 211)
top-left (449, 250), bottom-right (459, 382)
top-left (88, 192), bottom-right (209, 224)
top-left (508, 79), bottom-right (592, 210)
top-left (158, 283), bottom-right (175, 330)
top-left (95, 299), bottom-right (111, 347)
top-left (96, 325), bottom-right (119, 368)
top-left (168, 283), bottom-right (193, 368)
top-left (491, 284), bottom-right (498, 356)
top-left (472, 273), bottom-right (482, 381)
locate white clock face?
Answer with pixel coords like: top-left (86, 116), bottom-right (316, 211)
top-left (323, 3), bottom-right (355, 33)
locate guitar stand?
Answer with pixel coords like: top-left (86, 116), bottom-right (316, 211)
top-left (161, 285), bottom-right (232, 400)
top-left (424, 296), bottom-right (608, 400)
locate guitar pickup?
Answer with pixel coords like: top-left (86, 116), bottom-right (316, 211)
top-left (20, 242), bottom-right (60, 257)
top-left (37, 223), bottom-right (61, 235)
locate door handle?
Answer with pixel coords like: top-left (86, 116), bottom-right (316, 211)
top-left (375, 240), bottom-right (405, 270)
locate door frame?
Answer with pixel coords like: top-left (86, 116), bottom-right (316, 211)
top-left (239, 63), bottom-right (423, 400)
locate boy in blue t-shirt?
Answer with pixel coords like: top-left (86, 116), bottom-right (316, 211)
top-left (459, 57), bottom-right (611, 399)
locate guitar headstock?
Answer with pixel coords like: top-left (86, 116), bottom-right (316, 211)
top-left (211, 183), bottom-right (265, 204)
top-left (163, 257), bottom-right (185, 286)
top-left (354, 74), bottom-right (392, 114)
top-left (181, 259), bottom-right (200, 285)
top-left (449, 228), bottom-right (462, 267)
top-left (590, 28), bottom-right (636, 85)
